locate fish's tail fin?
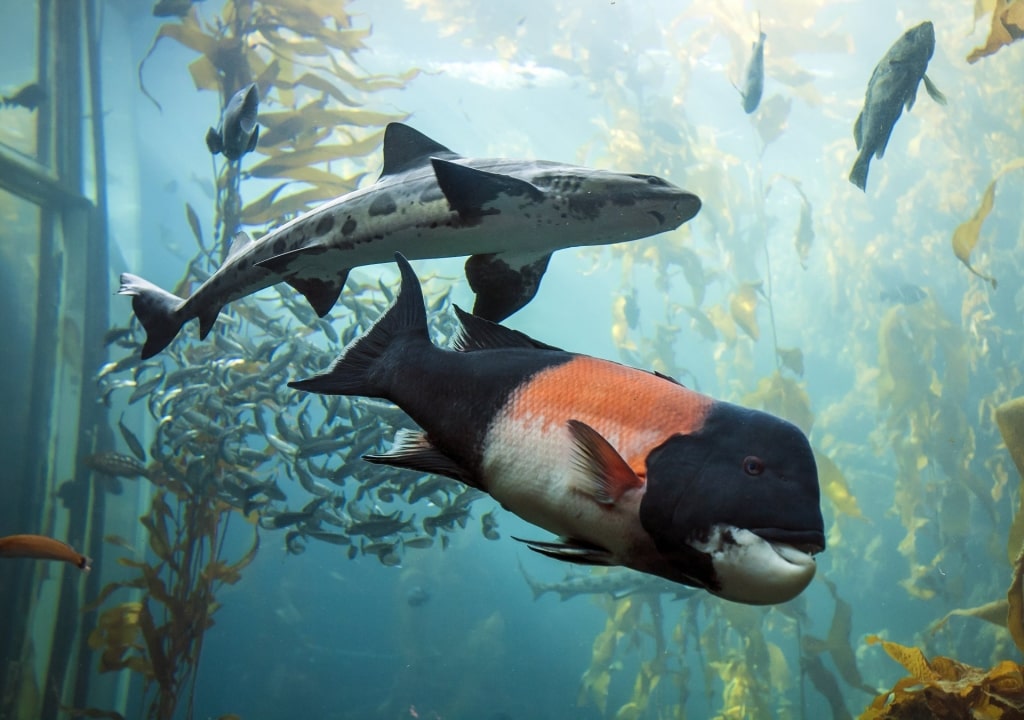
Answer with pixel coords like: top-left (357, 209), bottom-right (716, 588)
top-left (517, 558), bottom-right (547, 601)
top-left (848, 153), bottom-right (869, 191)
top-left (118, 273), bottom-right (187, 359)
top-left (289, 252), bottom-right (427, 397)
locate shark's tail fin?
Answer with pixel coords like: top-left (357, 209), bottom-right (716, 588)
top-left (289, 252), bottom-right (427, 397)
top-left (517, 558), bottom-right (548, 601)
top-left (118, 273), bottom-right (188, 359)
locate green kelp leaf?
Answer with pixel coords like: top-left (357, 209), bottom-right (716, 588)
top-left (188, 55), bottom-right (219, 92)
top-left (951, 159), bottom-right (1024, 288)
top-left (1009, 547), bottom-right (1024, 653)
top-left (185, 202), bottom-right (204, 249)
top-left (967, 0), bottom-right (1024, 62)
top-left (139, 11), bottom-right (226, 110)
top-left (241, 186), bottom-right (338, 225)
top-left (59, 707), bottom-right (126, 720)
top-left (794, 190), bottom-right (814, 268)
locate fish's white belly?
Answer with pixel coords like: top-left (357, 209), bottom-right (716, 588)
top-left (479, 411), bottom-right (645, 558)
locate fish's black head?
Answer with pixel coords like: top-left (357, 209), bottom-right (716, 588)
top-left (639, 401), bottom-right (825, 565)
top-left (898, 20), bottom-right (936, 61)
top-left (637, 401), bottom-right (824, 603)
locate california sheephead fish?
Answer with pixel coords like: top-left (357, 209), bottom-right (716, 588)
top-left (0, 534), bottom-right (91, 571)
top-left (205, 83), bottom-right (260, 161)
top-left (121, 122), bottom-right (700, 359)
top-left (849, 21), bottom-right (946, 191)
top-left (290, 254), bottom-right (825, 606)
top-left (738, 19), bottom-right (766, 114)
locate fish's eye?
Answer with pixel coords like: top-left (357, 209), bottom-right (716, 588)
top-left (743, 456), bottom-right (765, 476)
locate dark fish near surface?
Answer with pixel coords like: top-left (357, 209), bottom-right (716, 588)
top-left (849, 20), bottom-right (946, 191)
top-left (1, 82), bottom-right (46, 111)
top-left (290, 254), bottom-right (825, 606)
top-left (738, 18), bottom-right (766, 113)
top-left (120, 122), bottom-right (700, 359)
top-left (205, 83), bottom-right (260, 161)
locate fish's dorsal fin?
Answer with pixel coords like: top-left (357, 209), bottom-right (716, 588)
top-left (567, 419), bottom-right (644, 505)
top-left (226, 231), bottom-right (253, 260)
top-left (379, 123), bottom-right (458, 177)
top-left (363, 429), bottom-right (475, 485)
top-left (464, 250), bottom-right (553, 323)
top-left (451, 305), bottom-right (562, 352)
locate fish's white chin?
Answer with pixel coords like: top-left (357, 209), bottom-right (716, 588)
top-left (693, 526), bottom-right (817, 606)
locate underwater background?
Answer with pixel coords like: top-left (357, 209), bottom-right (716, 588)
top-left (1, 0), bottom-right (1023, 718)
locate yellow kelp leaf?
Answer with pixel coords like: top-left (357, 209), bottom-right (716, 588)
top-left (967, 0), bottom-right (1024, 62)
top-left (951, 159), bottom-right (1024, 287)
top-left (996, 397), bottom-right (1024, 482)
top-left (613, 702), bottom-right (641, 720)
top-left (742, 371), bottom-right (814, 434)
top-left (866, 636), bottom-right (939, 683)
top-left (247, 134), bottom-right (385, 177)
top-left (729, 282), bottom-right (761, 341)
top-left (1008, 547), bottom-right (1024, 653)
top-left (930, 599), bottom-right (1008, 634)
top-left (706, 304), bottom-right (737, 344)
top-left (803, 652), bottom-right (851, 720)
top-left (767, 642), bottom-right (790, 689)
top-left (814, 450), bottom-right (865, 519)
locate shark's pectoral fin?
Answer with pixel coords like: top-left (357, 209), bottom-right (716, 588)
top-left (432, 158), bottom-right (545, 222)
top-left (363, 429), bottom-right (478, 486)
top-left (285, 272), bottom-right (347, 317)
top-left (205, 127), bottom-right (223, 155)
top-left (514, 536), bottom-right (617, 566)
top-left (256, 244), bottom-right (330, 276)
top-left (465, 250), bottom-right (552, 322)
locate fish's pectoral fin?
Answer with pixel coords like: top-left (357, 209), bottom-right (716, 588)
top-left (852, 110), bottom-right (863, 149)
top-left (922, 73), bottom-right (947, 105)
top-left (285, 272), bottom-right (347, 317)
top-left (197, 304), bottom-right (222, 340)
top-left (514, 536), bottom-right (616, 566)
top-left (432, 158), bottom-right (545, 222)
top-left (379, 123), bottom-right (459, 178)
top-left (451, 305), bottom-right (562, 352)
top-left (465, 250), bottom-right (552, 322)
top-left (567, 419), bottom-right (644, 505)
top-left (247, 124), bottom-right (260, 152)
top-left (205, 127), bottom-right (223, 155)
top-left (256, 243), bottom-right (330, 276)
top-left (364, 429), bottom-right (478, 486)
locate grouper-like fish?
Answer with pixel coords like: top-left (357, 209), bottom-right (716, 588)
top-left (849, 21), bottom-right (946, 191)
top-left (290, 254), bottom-right (825, 606)
top-left (121, 123), bottom-right (701, 359)
top-left (205, 83), bottom-right (260, 161)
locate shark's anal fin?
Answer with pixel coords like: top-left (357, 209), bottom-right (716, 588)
top-left (379, 123), bottom-right (460, 177)
top-left (431, 158), bottom-right (545, 222)
top-left (514, 536), bottom-right (617, 566)
top-left (465, 250), bottom-right (553, 322)
top-left (363, 429), bottom-right (477, 487)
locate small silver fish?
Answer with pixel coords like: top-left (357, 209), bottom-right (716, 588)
top-left (738, 17), bottom-right (766, 114)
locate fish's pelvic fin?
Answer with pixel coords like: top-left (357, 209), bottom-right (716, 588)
top-left (205, 127), bottom-right (222, 155)
top-left (432, 159), bottom-right (545, 222)
top-left (379, 122), bottom-right (458, 178)
top-left (285, 272), bottom-right (347, 317)
top-left (567, 419), bottom-right (643, 505)
top-left (922, 74), bottom-right (946, 105)
top-left (117, 273), bottom-right (187, 359)
top-left (364, 428), bottom-right (476, 485)
top-left (288, 252), bottom-right (427, 397)
top-left (465, 250), bottom-right (553, 322)
top-left (450, 305), bottom-right (561, 352)
top-left (514, 536), bottom-right (616, 566)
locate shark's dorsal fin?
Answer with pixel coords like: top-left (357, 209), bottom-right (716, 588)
top-left (379, 123), bottom-right (458, 177)
top-left (226, 231), bottom-right (253, 260)
top-left (451, 305), bottom-right (562, 352)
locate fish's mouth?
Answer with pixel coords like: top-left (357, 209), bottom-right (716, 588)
top-left (751, 528), bottom-right (826, 557)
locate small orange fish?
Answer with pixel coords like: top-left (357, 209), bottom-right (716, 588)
top-left (0, 534), bottom-right (91, 571)
top-left (291, 255), bottom-right (825, 606)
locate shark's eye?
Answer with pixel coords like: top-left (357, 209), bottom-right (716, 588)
top-left (743, 456), bottom-right (765, 476)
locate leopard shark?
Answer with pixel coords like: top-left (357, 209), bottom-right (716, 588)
top-left (120, 123), bottom-right (701, 359)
